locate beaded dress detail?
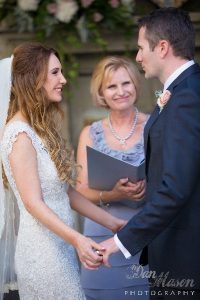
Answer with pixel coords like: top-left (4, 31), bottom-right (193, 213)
top-left (1, 121), bottom-right (86, 300)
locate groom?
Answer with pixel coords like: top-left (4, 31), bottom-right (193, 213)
top-left (100, 7), bottom-right (200, 299)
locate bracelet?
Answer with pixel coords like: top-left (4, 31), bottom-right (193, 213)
top-left (99, 191), bottom-right (109, 207)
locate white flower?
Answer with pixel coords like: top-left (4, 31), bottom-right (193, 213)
top-left (155, 90), bottom-right (171, 113)
top-left (56, 0), bottom-right (78, 23)
top-left (17, 0), bottom-right (39, 11)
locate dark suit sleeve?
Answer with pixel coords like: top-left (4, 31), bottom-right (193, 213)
top-left (117, 82), bottom-right (200, 256)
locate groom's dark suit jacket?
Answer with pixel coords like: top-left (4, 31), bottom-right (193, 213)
top-left (118, 63), bottom-right (200, 289)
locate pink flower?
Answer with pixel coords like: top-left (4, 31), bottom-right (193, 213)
top-left (47, 3), bottom-right (57, 15)
top-left (93, 12), bottom-right (103, 23)
top-left (109, 0), bottom-right (120, 8)
top-left (81, 0), bottom-right (94, 8)
top-left (156, 90), bottom-right (171, 112)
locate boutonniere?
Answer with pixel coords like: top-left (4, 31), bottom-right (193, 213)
top-left (155, 90), bottom-right (171, 113)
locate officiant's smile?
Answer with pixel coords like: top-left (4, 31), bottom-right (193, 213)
top-left (102, 66), bottom-right (137, 111)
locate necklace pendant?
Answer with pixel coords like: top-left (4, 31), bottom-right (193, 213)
top-left (120, 139), bottom-right (126, 145)
top-left (108, 107), bottom-right (139, 146)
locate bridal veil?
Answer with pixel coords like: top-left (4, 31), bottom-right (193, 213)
top-left (0, 56), bottom-right (18, 299)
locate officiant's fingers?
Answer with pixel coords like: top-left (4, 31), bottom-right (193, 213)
top-left (113, 178), bottom-right (128, 191)
top-left (119, 178), bottom-right (129, 185)
top-left (126, 180), bottom-right (145, 189)
top-left (132, 189), bottom-right (145, 200)
top-left (137, 191), bottom-right (145, 200)
top-left (139, 180), bottom-right (146, 190)
top-left (127, 181), bottom-right (146, 194)
top-left (122, 186), bottom-right (145, 200)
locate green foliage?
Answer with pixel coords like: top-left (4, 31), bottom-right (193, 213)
top-left (0, 0), bottom-right (136, 85)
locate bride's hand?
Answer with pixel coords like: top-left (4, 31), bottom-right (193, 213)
top-left (74, 234), bottom-right (105, 270)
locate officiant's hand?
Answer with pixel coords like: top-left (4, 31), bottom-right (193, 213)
top-left (125, 179), bottom-right (146, 201)
top-left (111, 178), bottom-right (145, 201)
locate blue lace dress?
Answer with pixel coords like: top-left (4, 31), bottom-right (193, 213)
top-left (81, 120), bottom-right (149, 300)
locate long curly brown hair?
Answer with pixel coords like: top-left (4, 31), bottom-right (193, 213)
top-left (5, 42), bottom-right (77, 186)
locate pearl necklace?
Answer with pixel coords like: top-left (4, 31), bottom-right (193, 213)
top-left (108, 107), bottom-right (139, 145)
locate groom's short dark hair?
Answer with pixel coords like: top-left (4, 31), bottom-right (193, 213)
top-left (138, 7), bottom-right (195, 60)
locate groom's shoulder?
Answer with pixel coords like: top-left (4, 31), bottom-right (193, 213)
top-left (186, 64), bottom-right (200, 84)
top-left (190, 63), bottom-right (200, 75)
top-left (178, 64), bottom-right (200, 87)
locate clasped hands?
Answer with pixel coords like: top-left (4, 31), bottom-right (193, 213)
top-left (77, 217), bottom-right (126, 270)
top-left (79, 237), bottom-right (120, 270)
top-left (78, 217), bottom-right (124, 269)
top-left (80, 179), bottom-right (145, 269)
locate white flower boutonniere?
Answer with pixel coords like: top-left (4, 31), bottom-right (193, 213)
top-left (155, 90), bottom-right (171, 113)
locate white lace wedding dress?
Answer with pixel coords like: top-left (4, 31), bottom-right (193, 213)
top-left (1, 121), bottom-right (86, 300)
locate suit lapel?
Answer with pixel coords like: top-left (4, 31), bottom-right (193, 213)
top-left (144, 105), bottom-right (159, 153)
top-left (144, 63), bottom-right (200, 155)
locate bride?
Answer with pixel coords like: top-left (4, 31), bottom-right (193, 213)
top-left (0, 42), bottom-right (125, 300)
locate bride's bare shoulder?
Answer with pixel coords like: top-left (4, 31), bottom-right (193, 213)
top-left (6, 112), bottom-right (28, 126)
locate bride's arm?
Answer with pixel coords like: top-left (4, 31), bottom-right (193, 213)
top-left (9, 132), bottom-right (104, 269)
top-left (68, 186), bottom-right (126, 233)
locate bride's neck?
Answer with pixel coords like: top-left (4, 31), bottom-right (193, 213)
top-left (8, 111), bottom-right (28, 123)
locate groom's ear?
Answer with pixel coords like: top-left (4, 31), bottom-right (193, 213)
top-left (158, 40), bottom-right (170, 59)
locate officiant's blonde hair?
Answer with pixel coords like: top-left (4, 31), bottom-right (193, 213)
top-left (90, 56), bottom-right (141, 108)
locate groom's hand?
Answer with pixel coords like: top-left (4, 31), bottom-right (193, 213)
top-left (100, 237), bottom-right (119, 267)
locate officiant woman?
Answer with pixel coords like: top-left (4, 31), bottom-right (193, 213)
top-left (76, 56), bottom-right (150, 300)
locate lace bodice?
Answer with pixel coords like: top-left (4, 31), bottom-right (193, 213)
top-left (1, 121), bottom-right (74, 227)
top-left (90, 120), bottom-right (145, 165)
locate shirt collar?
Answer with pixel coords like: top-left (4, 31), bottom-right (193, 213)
top-left (164, 60), bottom-right (195, 91)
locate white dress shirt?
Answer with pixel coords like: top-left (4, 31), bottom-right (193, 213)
top-left (164, 60), bottom-right (195, 91)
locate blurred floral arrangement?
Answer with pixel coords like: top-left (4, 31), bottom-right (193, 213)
top-left (0, 0), bottom-right (135, 44)
top-left (0, 0), bottom-right (135, 82)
